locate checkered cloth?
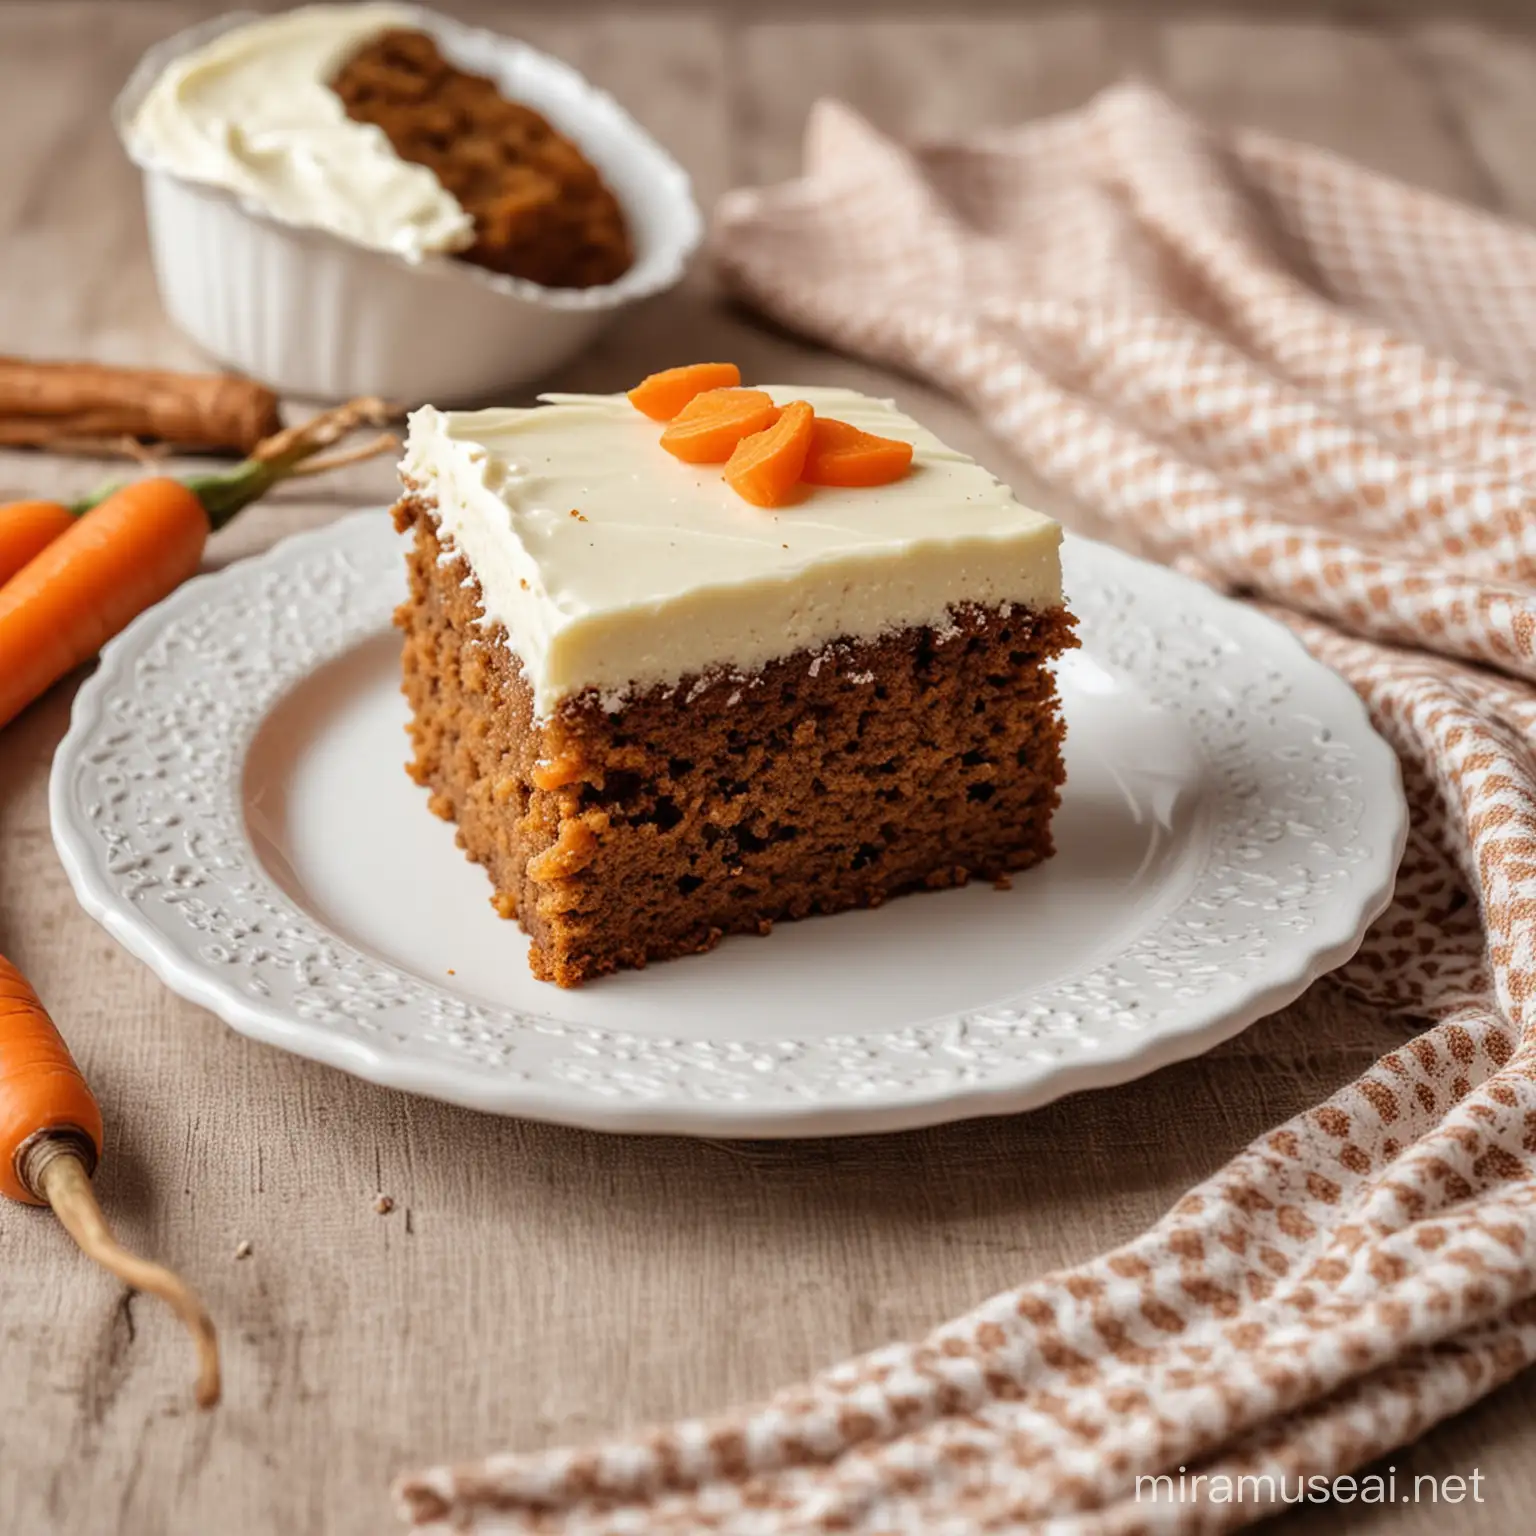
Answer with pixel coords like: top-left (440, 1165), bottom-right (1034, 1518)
top-left (398, 83), bottom-right (1536, 1533)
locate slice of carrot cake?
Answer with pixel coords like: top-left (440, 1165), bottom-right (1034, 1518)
top-left (392, 370), bottom-right (1076, 987)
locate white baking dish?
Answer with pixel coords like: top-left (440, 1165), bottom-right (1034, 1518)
top-left (113, 8), bottom-right (703, 404)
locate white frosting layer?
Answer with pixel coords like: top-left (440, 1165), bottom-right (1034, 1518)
top-left (401, 387), bottom-right (1064, 716)
top-left (127, 4), bottom-right (475, 261)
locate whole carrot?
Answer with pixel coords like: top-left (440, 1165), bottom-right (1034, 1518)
top-left (0, 355), bottom-right (282, 456)
top-left (0, 398), bottom-right (393, 731)
top-left (0, 479), bottom-right (207, 726)
top-left (0, 499), bottom-right (79, 586)
top-left (1, 952), bottom-right (219, 1408)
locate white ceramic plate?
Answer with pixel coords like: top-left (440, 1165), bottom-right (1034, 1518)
top-left (51, 510), bottom-right (1405, 1137)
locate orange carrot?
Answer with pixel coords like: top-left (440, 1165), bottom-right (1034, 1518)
top-left (0, 499), bottom-right (78, 586)
top-left (660, 388), bottom-right (780, 464)
top-left (628, 362), bottom-right (741, 421)
top-left (0, 398), bottom-right (393, 732)
top-left (0, 955), bottom-right (103, 1208)
top-left (724, 400), bottom-right (816, 508)
top-left (802, 417), bottom-right (915, 487)
top-left (0, 478), bottom-right (208, 730)
top-left (0, 476), bottom-right (207, 728)
top-left (0, 953), bottom-right (219, 1407)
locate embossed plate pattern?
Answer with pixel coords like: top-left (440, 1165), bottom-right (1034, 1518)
top-left (51, 510), bottom-right (1406, 1136)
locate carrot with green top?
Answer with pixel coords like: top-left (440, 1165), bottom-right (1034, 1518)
top-left (660, 389), bottom-right (780, 464)
top-left (628, 362), bottom-right (740, 421)
top-left (0, 399), bottom-right (394, 731)
top-left (1, 952), bottom-right (219, 1408)
top-left (724, 400), bottom-right (816, 507)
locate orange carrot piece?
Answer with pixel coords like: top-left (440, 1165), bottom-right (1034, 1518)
top-left (659, 388), bottom-right (780, 464)
top-left (0, 951), bottom-right (220, 1408)
top-left (0, 478), bottom-right (208, 730)
top-left (0, 499), bottom-right (78, 586)
top-left (0, 954), bottom-right (103, 1207)
top-left (0, 398), bottom-right (394, 732)
top-left (802, 416), bottom-right (915, 487)
top-left (724, 400), bottom-right (816, 508)
top-left (628, 363), bottom-right (742, 422)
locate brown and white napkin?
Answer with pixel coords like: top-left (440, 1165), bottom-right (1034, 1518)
top-left (397, 83), bottom-right (1536, 1533)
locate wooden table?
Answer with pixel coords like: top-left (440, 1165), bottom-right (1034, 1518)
top-left (3, 3), bottom-right (1535, 1531)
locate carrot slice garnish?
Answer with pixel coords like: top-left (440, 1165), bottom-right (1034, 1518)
top-left (659, 388), bottom-right (779, 464)
top-left (724, 400), bottom-right (815, 508)
top-left (628, 363), bottom-right (742, 422)
top-left (802, 416), bottom-right (914, 487)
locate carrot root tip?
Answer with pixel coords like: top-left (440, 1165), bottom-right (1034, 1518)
top-left (37, 1149), bottom-right (221, 1411)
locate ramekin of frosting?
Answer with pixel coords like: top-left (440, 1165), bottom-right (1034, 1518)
top-left (113, 4), bottom-right (703, 403)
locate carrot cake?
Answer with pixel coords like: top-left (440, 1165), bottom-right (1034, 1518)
top-left (392, 375), bottom-right (1076, 987)
top-left (126, 4), bottom-right (632, 288)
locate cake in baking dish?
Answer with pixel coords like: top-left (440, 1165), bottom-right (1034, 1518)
top-left (331, 23), bottom-right (632, 288)
top-left (392, 373), bottom-right (1076, 986)
top-left (128, 4), bottom-right (631, 288)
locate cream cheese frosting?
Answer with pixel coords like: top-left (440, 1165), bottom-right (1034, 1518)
top-left (401, 386), bottom-right (1064, 716)
top-left (127, 4), bottom-right (474, 260)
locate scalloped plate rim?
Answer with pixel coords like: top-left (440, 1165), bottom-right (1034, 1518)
top-left (49, 510), bottom-right (1408, 1138)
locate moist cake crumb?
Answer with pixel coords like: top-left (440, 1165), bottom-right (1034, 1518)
top-left (331, 27), bottom-right (633, 288)
top-left (393, 493), bottom-right (1076, 986)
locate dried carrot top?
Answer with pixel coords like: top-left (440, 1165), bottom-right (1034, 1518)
top-left (628, 366), bottom-right (913, 507)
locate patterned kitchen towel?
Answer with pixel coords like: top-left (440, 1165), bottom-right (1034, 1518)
top-left (397, 83), bottom-right (1536, 1533)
